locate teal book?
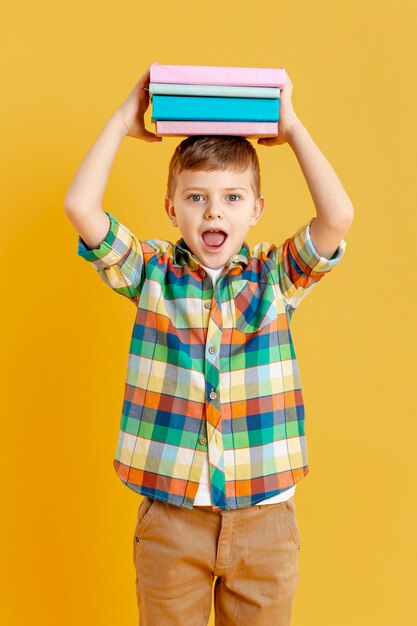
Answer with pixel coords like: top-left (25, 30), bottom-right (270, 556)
top-left (149, 82), bottom-right (280, 99)
top-left (151, 95), bottom-right (280, 122)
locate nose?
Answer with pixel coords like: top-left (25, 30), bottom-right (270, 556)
top-left (204, 202), bottom-right (224, 220)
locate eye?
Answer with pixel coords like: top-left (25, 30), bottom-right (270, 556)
top-left (228, 194), bottom-right (241, 201)
top-left (187, 194), bottom-right (204, 202)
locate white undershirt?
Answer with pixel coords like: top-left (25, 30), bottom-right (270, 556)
top-left (193, 262), bottom-right (296, 506)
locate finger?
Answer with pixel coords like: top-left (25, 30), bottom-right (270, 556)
top-left (142, 129), bottom-right (162, 142)
top-left (137, 68), bottom-right (151, 88)
top-left (257, 137), bottom-right (274, 146)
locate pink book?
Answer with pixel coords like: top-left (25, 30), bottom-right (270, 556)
top-left (150, 63), bottom-right (285, 88)
top-left (155, 120), bottom-right (279, 138)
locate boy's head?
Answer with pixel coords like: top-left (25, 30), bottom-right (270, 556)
top-left (164, 136), bottom-right (264, 269)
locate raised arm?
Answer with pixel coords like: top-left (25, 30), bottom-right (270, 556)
top-left (64, 115), bottom-right (128, 248)
top-left (64, 66), bottom-right (162, 250)
top-left (285, 121), bottom-right (354, 258)
top-left (258, 71), bottom-right (354, 259)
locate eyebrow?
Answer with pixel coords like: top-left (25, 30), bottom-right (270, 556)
top-left (182, 187), bottom-right (248, 192)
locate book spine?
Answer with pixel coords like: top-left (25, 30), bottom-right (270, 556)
top-left (150, 62), bottom-right (286, 88)
top-left (149, 83), bottom-right (280, 99)
top-left (151, 95), bottom-right (280, 122)
top-left (155, 120), bottom-right (279, 138)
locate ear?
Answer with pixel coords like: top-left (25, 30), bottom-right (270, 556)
top-left (164, 195), bottom-right (178, 227)
top-left (250, 196), bottom-right (265, 226)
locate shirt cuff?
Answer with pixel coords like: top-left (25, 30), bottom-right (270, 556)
top-left (292, 217), bottom-right (347, 273)
top-left (77, 211), bottom-right (132, 270)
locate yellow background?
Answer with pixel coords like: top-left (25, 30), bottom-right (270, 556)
top-left (1, 0), bottom-right (416, 624)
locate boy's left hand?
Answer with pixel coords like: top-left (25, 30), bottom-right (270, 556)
top-left (257, 72), bottom-right (301, 146)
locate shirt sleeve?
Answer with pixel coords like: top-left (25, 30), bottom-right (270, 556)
top-left (275, 216), bottom-right (347, 314)
top-left (76, 210), bottom-right (146, 304)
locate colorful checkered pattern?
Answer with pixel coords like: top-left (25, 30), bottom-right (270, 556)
top-left (77, 210), bottom-right (347, 510)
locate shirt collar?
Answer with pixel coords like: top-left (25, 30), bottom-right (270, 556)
top-left (173, 237), bottom-right (251, 271)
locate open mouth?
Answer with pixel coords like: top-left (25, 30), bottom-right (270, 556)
top-left (201, 229), bottom-right (228, 251)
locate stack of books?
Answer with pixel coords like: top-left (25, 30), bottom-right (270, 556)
top-left (149, 63), bottom-right (285, 138)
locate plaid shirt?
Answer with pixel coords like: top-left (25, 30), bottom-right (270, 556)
top-left (77, 210), bottom-right (347, 510)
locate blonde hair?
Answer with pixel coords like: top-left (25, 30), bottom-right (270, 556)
top-left (166, 136), bottom-right (261, 199)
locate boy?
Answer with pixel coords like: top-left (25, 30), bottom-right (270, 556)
top-left (64, 66), bottom-right (354, 625)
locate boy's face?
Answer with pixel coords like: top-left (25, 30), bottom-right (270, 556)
top-left (165, 167), bottom-right (264, 269)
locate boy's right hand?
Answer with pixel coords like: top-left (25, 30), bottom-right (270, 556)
top-left (114, 67), bottom-right (163, 142)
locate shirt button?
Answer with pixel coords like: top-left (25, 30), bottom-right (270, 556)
top-left (208, 346), bottom-right (216, 355)
top-left (201, 270), bottom-right (206, 278)
top-left (204, 301), bottom-right (212, 309)
top-left (199, 436), bottom-right (207, 445)
top-left (209, 389), bottom-right (217, 400)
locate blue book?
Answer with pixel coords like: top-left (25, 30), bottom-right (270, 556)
top-left (151, 95), bottom-right (280, 122)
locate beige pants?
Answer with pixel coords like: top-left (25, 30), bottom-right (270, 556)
top-left (133, 496), bottom-right (300, 625)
